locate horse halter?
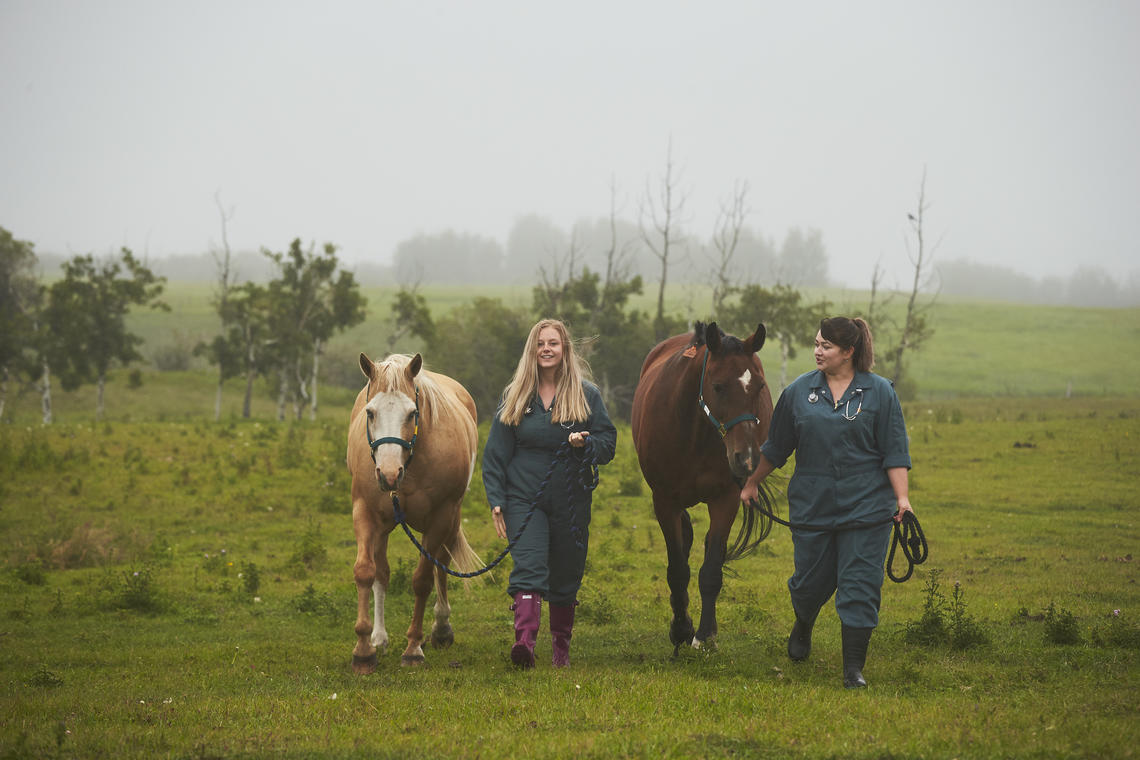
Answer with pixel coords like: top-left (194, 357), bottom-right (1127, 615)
top-left (697, 347), bottom-right (760, 437)
top-left (366, 385), bottom-right (421, 468)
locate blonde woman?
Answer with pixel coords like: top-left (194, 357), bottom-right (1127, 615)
top-left (482, 319), bottom-right (617, 668)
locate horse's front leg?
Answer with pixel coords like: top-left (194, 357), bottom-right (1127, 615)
top-left (694, 493), bottom-right (740, 648)
top-left (401, 551), bottom-right (436, 666)
top-left (352, 500), bottom-right (388, 674)
top-left (654, 495), bottom-right (695, 653)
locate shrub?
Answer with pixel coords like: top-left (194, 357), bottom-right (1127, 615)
top-left (1044, 601), bottom-right (1082, 645)
top-left (1092, 611), bottom-right (1140, 649)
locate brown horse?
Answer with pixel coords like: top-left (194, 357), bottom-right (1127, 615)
top-left (346, 352), bottom-right (483, 672)
top-left (631, 321), bottom-right (776, 651)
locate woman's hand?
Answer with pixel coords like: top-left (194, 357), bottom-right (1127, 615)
top-left (740, 480), bottom-right (760, 506)
top-left (894, 497), bottom-right (914, 522)
top-left (568, 431), bottom-right (590, 448)
top-left (491, 506), bottom-right (507, 539)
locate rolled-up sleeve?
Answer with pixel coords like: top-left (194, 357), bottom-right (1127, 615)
top-left (760, 386), bottom-right (796, 469)
top-left (877, 383), bottom-right (911, 470)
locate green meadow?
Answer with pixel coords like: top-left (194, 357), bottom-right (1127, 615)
top-left (2, 284), bottom-right (1139, 759)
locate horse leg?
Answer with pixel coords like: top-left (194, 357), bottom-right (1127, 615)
top-left (693, 493), bottom-right (740, 648)
top-left (654, 496), bottom-right (696, 652)
top-left (430, 558), bottom-right (454, 649)
top-left (370, 532), bottom-right (391, 653)
top-left (351, 501), bottom-right (385, 674)
top-left (401, 551), bottom-right (435, 666)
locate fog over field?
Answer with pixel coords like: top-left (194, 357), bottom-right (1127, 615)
top-left (3, 2), bottom-right (1138, 305)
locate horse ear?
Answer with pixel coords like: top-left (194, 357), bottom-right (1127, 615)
top-left (359, 352), bottom-right (374, 380)
top-left (407, 353), bottom-right (423, 379)
top-left (706, 322), bottom-right (722, 354)
top-left (748, 323), bottom-right (767, 353)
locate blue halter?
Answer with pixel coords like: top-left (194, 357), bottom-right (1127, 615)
top-left (697, 347), bottom-right (760, 437)
top-left (366, 385), bottom-right (420, 467)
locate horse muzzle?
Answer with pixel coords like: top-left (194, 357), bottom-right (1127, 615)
top-left (375, 463), bottom-right (405, 492)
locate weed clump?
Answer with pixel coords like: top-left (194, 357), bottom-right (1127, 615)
top-left (292, 583), bottom-right (340, 618)
top-left (904, 569), bottom-right (989, 649)
top-left (1043, 601), bottom-right (1082, 645)
top-left (1092, 610), bottom-right (1140, 649)
top-left (112, 566), bottom-right (165, 613)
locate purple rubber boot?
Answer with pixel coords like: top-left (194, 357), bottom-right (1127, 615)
top-left (510, 592), bottom-right (541, 668)
top-left (549, 603), bottom-right (576, 667)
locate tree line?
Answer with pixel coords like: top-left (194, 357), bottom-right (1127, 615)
top-left (0, 227), bottom-right (366, 424)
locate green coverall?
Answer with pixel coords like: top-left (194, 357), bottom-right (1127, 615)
top-left (760, 370), bottom-right (911, 629)
top-left (482, 381), bottom-right (617, 605)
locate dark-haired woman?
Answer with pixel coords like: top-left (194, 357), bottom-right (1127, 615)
top-left (741, 317), bottom-right (914, 688)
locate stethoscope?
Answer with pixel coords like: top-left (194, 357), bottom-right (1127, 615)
top-left (808, 387), bottom-right (864, 421)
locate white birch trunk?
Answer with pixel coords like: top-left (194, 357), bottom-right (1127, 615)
top-left (41, 361), bottom-right (52, 425)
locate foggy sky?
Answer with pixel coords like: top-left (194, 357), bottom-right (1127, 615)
top-left (2, 1), bottom-right (1138, 287)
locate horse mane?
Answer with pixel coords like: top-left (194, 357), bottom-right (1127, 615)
top-left (369, 354), bottom-right (467, 427)
top-left (690, 321), bottom-right (750, 354)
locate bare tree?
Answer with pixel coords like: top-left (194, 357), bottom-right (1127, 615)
top-left (210, 191), bottom-right (238, 420)
top-left (891, 168), bottom-right (942, 387)
top-left (710, 179), bottom-right (750, 314)
top-left (639, 138), bottom-right (689, 340)
top-left (598, 175), bottom-right (635, 314)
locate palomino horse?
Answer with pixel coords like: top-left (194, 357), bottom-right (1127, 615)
top-left (346, 352), bottom-right (483, 672)
top-left (631, 321), bottom-right (776, 651)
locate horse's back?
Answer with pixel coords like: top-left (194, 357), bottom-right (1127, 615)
top-left (631, 333), bottom-right (691, 446)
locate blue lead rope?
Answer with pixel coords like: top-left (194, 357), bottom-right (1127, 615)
top-left (391, 438), bottom-right (600, 579)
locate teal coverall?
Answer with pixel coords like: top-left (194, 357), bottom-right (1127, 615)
top-left (482, 381), bottom-right (617, 605)
top-left (760, 370), bottom-right (911, 629)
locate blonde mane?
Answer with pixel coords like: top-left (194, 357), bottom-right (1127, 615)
top-left (366, 353), bottom-right (467, 426)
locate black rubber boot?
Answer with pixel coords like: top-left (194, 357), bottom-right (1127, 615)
top-left (841, 625), bottom-right (873, 689)
top-left (787, 616), bottom-right (815, 662)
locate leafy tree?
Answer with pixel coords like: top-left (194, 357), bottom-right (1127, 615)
top-left (0, 227), bottom-right (39, 420)
top-left (389, 286), bottom-right (437, 352)
top-left (262, 239), bottom-right (366, 420)
top-left (427, 297), bottom-right (531, 419)
top-left (41, 248), bottom-right (167, 420)
top-left (722, 283), bottom-right (828, 392)
top-left (221, 281), bottom-right (273, 419)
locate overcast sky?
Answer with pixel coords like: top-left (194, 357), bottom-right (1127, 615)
top-left (2, 1), bottom-right (1138, 286)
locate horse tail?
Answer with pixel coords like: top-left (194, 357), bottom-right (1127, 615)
top-left (724, 480), bottom-right (777, 563)
top-left (437, 526), bottom-right (489, 590)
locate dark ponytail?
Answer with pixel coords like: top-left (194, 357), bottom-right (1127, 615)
top-left (819, 316), bottom-right (876, 373)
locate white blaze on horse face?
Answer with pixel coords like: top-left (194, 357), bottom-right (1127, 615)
top-left (738, 369), bottom-right (752, 393)
top-left (367, 390), bottom-right (416, 486)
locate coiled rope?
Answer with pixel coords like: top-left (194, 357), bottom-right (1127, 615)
top-left (391, 438), bottom-right (599, 578)
top-left (745, 498), bottom-right (928, 583)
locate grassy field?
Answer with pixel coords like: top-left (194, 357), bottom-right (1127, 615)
top-left (53, 281), bottom-right (1136, 422)
top-left (2, 392), bottom-right (1139, 758)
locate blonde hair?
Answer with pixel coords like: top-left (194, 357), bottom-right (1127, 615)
top-left (498, 319), bottom-right (591, 426)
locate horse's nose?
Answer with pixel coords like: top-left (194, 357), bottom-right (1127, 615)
top-left (732, 451), bottom-right (754, 478)
top-left (376, 464), bottom-right (405, 491)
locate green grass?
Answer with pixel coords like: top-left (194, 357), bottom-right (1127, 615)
top-left (105, 281), bottom-right (1138, 408)
top-left (2, 397), bottom-right (1139, 758)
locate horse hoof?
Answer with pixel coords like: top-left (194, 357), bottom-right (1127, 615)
top-left (430, 626), bottom-right (455, 649)
top-left (400, 654), bottom-right (426, 667)
top-left (351, 653), bottom-right (378, 675)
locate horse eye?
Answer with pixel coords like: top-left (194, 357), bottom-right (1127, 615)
top-left (406, 411), bottom-right (416, 423)
top-left (366, 410), bottom-right (374, 420)
top-left (712, 383), bottom-right (724, 394)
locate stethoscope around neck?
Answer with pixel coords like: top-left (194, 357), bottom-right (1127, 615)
top-left (808, 386), bottom-right (864, 421)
